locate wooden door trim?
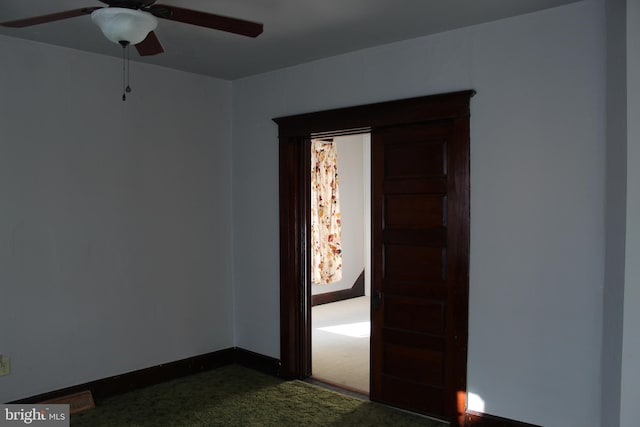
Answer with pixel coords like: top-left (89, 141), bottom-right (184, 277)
top-left (275, 91), bottom-right (475, 137)
top-left (274, 90), bottom-right (474, 421)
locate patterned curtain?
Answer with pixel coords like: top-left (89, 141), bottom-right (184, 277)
top-left (311, 139), bottom-right (343, 284)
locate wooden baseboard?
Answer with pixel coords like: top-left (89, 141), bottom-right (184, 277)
top-left (233, 347), bottom-right (280, 376)
top-left (312, 270), bottom-right (365, 306)
top-left (9, 349), bottom-right (538, 427)
top-left (465, 410), bottom-right (542, 427)
top-left (9, 347), bottom-right (278, 405)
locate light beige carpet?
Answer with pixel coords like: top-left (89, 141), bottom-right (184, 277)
top-left (312, 296), bottom-right (370, 393)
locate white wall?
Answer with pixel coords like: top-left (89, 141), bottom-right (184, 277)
top-left (232, 2), bottom-right (605, 426)
top-left (0, 36), bottom-right (234, 403)
top-left (620, 0), bottom-right (640, 425)
top-left (311, 134), bottom-right (366, 296)
top-left (602, 0), bottom-right (625, 425)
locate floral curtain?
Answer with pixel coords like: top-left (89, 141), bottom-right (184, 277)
top-left (311, 139), bottom-right (343, 284)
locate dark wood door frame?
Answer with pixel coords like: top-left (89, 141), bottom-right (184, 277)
top-left (274, 90), bottom-right (474, 421)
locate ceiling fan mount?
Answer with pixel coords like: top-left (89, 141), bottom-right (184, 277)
top-left (1, 0), bottom-right (263, 57)
top-left (99, 0), bottom-right (158, 8)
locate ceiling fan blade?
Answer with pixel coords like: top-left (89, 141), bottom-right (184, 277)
top-left (135, 31), bottom-right (164, 56)
top-left (0, 8), bottom-right (99, 28)
top-left (149, 4), bottom-right (263, 38)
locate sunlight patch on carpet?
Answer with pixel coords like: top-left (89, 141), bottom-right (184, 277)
top-left (318, 321), bottom-right (370, 338)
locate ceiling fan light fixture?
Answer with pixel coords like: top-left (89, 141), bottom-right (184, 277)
top-left (91, 7), bottom-right (157, 45)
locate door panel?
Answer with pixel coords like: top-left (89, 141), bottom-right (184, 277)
top-left (371, 119), bottom-right (469, 423)
top-left (381, 375), bottom-right (445, 416)
top-left (385, 246), bottom-right (445, 281)
top-left (383, 134), bottom-right (447, 177)
top-left (385, 194), bottom-right (446, 228)
top-left (384, 343), bottom-right (444, 384)
top-left (384, 297), bottom-right (445, 335)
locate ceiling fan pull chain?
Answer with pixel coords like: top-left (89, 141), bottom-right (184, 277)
top-left (126, 43), bottom-right (132, 95)
top-left (121, 42), bottom-right (127, 101)
top-left (119, 41), bottom-right (132, 101)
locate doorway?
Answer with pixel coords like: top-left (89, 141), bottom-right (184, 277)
top-left (275, 90), bottom-right (473, 425)
top-left (310, 134), bottom-right (371, 394)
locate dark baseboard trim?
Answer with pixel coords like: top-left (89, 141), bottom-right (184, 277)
top-left (465, 411), bottom-right (542, 427)
top-left (312, 270), bottom-right (365, 306)
top-left (234, 347), bottom-right (281, 377)
top-left (11, 349), bottom-right (540, 427)
top-left (9, 347), bottom-right (280, 405)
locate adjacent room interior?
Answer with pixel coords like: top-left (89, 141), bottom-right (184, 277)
top-left (310, 134), bottom-right (371, 394)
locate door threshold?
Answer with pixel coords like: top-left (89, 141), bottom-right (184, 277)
top-left (307, 376), bottom-right (369, 400)
top-left (308, 378), bottom-right (448, 425)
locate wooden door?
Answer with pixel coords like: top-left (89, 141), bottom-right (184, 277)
top-left (275, 90), bottom-right (473, 422)
top-left (370, 119), bottom-right (469, 424)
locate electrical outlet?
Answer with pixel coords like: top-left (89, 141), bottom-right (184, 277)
top-left (0, 355), bottom-right (10, 377)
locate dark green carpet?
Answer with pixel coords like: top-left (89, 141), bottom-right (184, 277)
top-left (72, 364), bottom-right (447, 426)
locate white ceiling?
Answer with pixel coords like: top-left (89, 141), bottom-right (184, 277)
top-left (0, 0), bottom-right (580, 80)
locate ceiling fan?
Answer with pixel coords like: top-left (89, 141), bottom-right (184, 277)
top-left (0, 0), bottom-right (264, 56)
